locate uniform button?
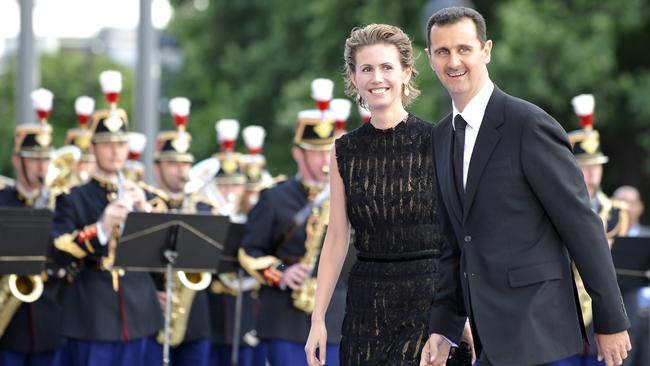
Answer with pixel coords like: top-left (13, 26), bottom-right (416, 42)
top-left (463, 272), bottom-right (467, 278)
top-left (464, 235), bottom-right (472, 243)
top-left (471, 273), bottom-right (476, 277)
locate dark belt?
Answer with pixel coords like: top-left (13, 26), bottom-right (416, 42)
top-left (356, 249), bottom-right (440, 262)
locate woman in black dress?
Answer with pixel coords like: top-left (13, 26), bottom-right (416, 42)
top-left (305, 24), bottom-right (459, 366)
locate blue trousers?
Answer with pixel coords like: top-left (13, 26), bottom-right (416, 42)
top-left (265, 340), bottom-right (339, 366)
top-left (0, 348), bottom-right (65, 366)
top-left (144, 338), bottom-right (211, 366)
top-left (60, 337), bottom-right (151, 366)
top-left (210, 343), bottom-right (267, 366)
top-left (543, 354), bottom-right (604, 366)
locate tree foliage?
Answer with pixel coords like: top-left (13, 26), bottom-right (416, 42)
top-left (165, 0), bottom-right (650, 200)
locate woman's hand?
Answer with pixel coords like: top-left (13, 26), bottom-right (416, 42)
top-left (305, 319), bottom-right (328, 366)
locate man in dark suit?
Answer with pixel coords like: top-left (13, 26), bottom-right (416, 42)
top-left (420, 7), bottom-right (631, 366)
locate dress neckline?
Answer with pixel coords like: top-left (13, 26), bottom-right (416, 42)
top-left (367, 113), bottom-right (411, 134)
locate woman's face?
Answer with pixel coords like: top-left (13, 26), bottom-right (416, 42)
top-left (350, 43), bottom-right (411, 112)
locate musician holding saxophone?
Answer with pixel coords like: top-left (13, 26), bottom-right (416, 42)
top-left (143, 97), bottom-right (216, 366)
top-left (0, 91), bottom-right (66, 366)
top-left (239, 109), bottom-right (346, 366)
top-left (51, 71), bottom-right (162, 366)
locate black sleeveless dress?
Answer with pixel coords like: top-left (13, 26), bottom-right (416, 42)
top-left (335, 114), bottom-right (444, 365)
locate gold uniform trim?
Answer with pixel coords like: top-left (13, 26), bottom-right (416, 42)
top-left (54, 232), bottom-right (87, 259)
top-left (237, 248), bottom-right (281, 285)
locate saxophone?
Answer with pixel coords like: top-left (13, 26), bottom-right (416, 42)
top-left (156, 190), bottom-right (212, 346)
top-left (292, 187), bottom-right (330, 314)
top-left (576, 192), bottom-right (630, 326)
top-left (0, 180), bottom-right (53, 336)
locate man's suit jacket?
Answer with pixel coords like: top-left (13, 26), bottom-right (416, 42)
top-left (430, 86), bottom-right (630, 365)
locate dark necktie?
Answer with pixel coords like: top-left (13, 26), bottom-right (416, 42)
top-left (453, 114), bottom-right (467, 202)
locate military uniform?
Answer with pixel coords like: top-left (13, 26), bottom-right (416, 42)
top-left (51, 72), bottom-right (162, 366)
top-left (239, 110), bottom-right (345, 366)
top-left (208, 119), bottom-right (267, 366)
top-left (143, 98), bottom-right (214, 366)
top-left (550, 94), bottom-right (630, 366)
top-left (0, 115), bottom-right (67, 366)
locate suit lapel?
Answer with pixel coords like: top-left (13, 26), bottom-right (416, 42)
top-left (434, 114), bottom-right (463, 223)
top-left (463, 87), bottom-right (505, 222)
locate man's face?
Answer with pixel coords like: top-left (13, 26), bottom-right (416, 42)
top-left (580, 163), bottom-right (603, 198)
top-left (614, 189), bottom-right (644, 225)
top-left (156, 161), bottom-right (191, 193)
top-left (427, 18), bottom-right (492, 109)
top-left (92, 141), bottom-right (129, 174)
top-left (298, 148), bottom-right (330, 185)
top-left (13, 156), bottom-right (49, 189)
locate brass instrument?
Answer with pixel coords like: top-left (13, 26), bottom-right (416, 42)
top-left (47, 146), bottom-right (81, 188)
top-left (292, 187), bottom-right (330, 314)
top-left (576, 192), bottom-right (630, 326)
top-left (0, 148), bottom-right (73, 335)
top-left (157, 189), bottom-right (213, 346)
top-left (0, 274), bottom-right (45, 337)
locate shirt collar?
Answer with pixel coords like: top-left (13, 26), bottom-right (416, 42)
top-left (452, 78), bottom-right (494, 131)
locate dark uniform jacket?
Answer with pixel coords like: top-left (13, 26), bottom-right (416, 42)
top-left (240, 177), bottom-right (346, 344)
top-left (51, 177), bottom-right (162, 341)
top-left (0, 187), bottom-right (65, 353)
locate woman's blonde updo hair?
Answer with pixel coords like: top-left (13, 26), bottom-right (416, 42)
top-left (343, 23), bottom-right (420, 107)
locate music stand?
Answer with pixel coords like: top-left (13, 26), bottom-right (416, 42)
top-left (114, 212), bottom-right (230, 366)
top-left (612, 236), bottom-right (650, 358)
top-left (0, 208), bottom-right (52, 275)
top-left (214, 222), bottom-right (250, 366)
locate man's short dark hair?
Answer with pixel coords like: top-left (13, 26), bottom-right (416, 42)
top-left (426, 6), bottom-right (487, 50)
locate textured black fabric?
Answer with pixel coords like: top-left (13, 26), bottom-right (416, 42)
top-left (335, 115), bottom-right (444, 365)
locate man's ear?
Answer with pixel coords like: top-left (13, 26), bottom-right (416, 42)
top-left (483, 39), bottom-right (493, 64)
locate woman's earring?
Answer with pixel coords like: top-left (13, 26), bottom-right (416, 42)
top-left (403, 83), bottom-right (410, 97)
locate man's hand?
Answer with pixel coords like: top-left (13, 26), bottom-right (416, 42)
top-left (420, 333), bottom-right (451, 366)
top-left (123, 181), bottom-right (151, 212)
top-left (595, 331), bottom-right (631, 366)
top-left (280, 263), bottom-right (310, 290)
top-left (100, 200), bottom-right (130, 233)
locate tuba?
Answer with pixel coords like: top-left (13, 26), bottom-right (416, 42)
top-left (292, 187), bottom-right (330, 314)
top-left (0, 274), bottom-right (45, 337)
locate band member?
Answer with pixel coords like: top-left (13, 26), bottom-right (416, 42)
top-left (63, 96), bottom-right (97, 184)
top-left (51, 71), bottom-right (162, 366)
top-left (208, 119), bottom-right (266, 366)
top-left (0, 88), bottom-right (66, 366)
top-left (239, 109), bottom-right (345, 366)
top-left (144, 97), bottom-right (214, 366)
top-left (549, 94), bottom-right (630, 366)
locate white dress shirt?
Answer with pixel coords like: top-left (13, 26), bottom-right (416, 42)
top-left (452, 79), bottom-right (495, 189)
